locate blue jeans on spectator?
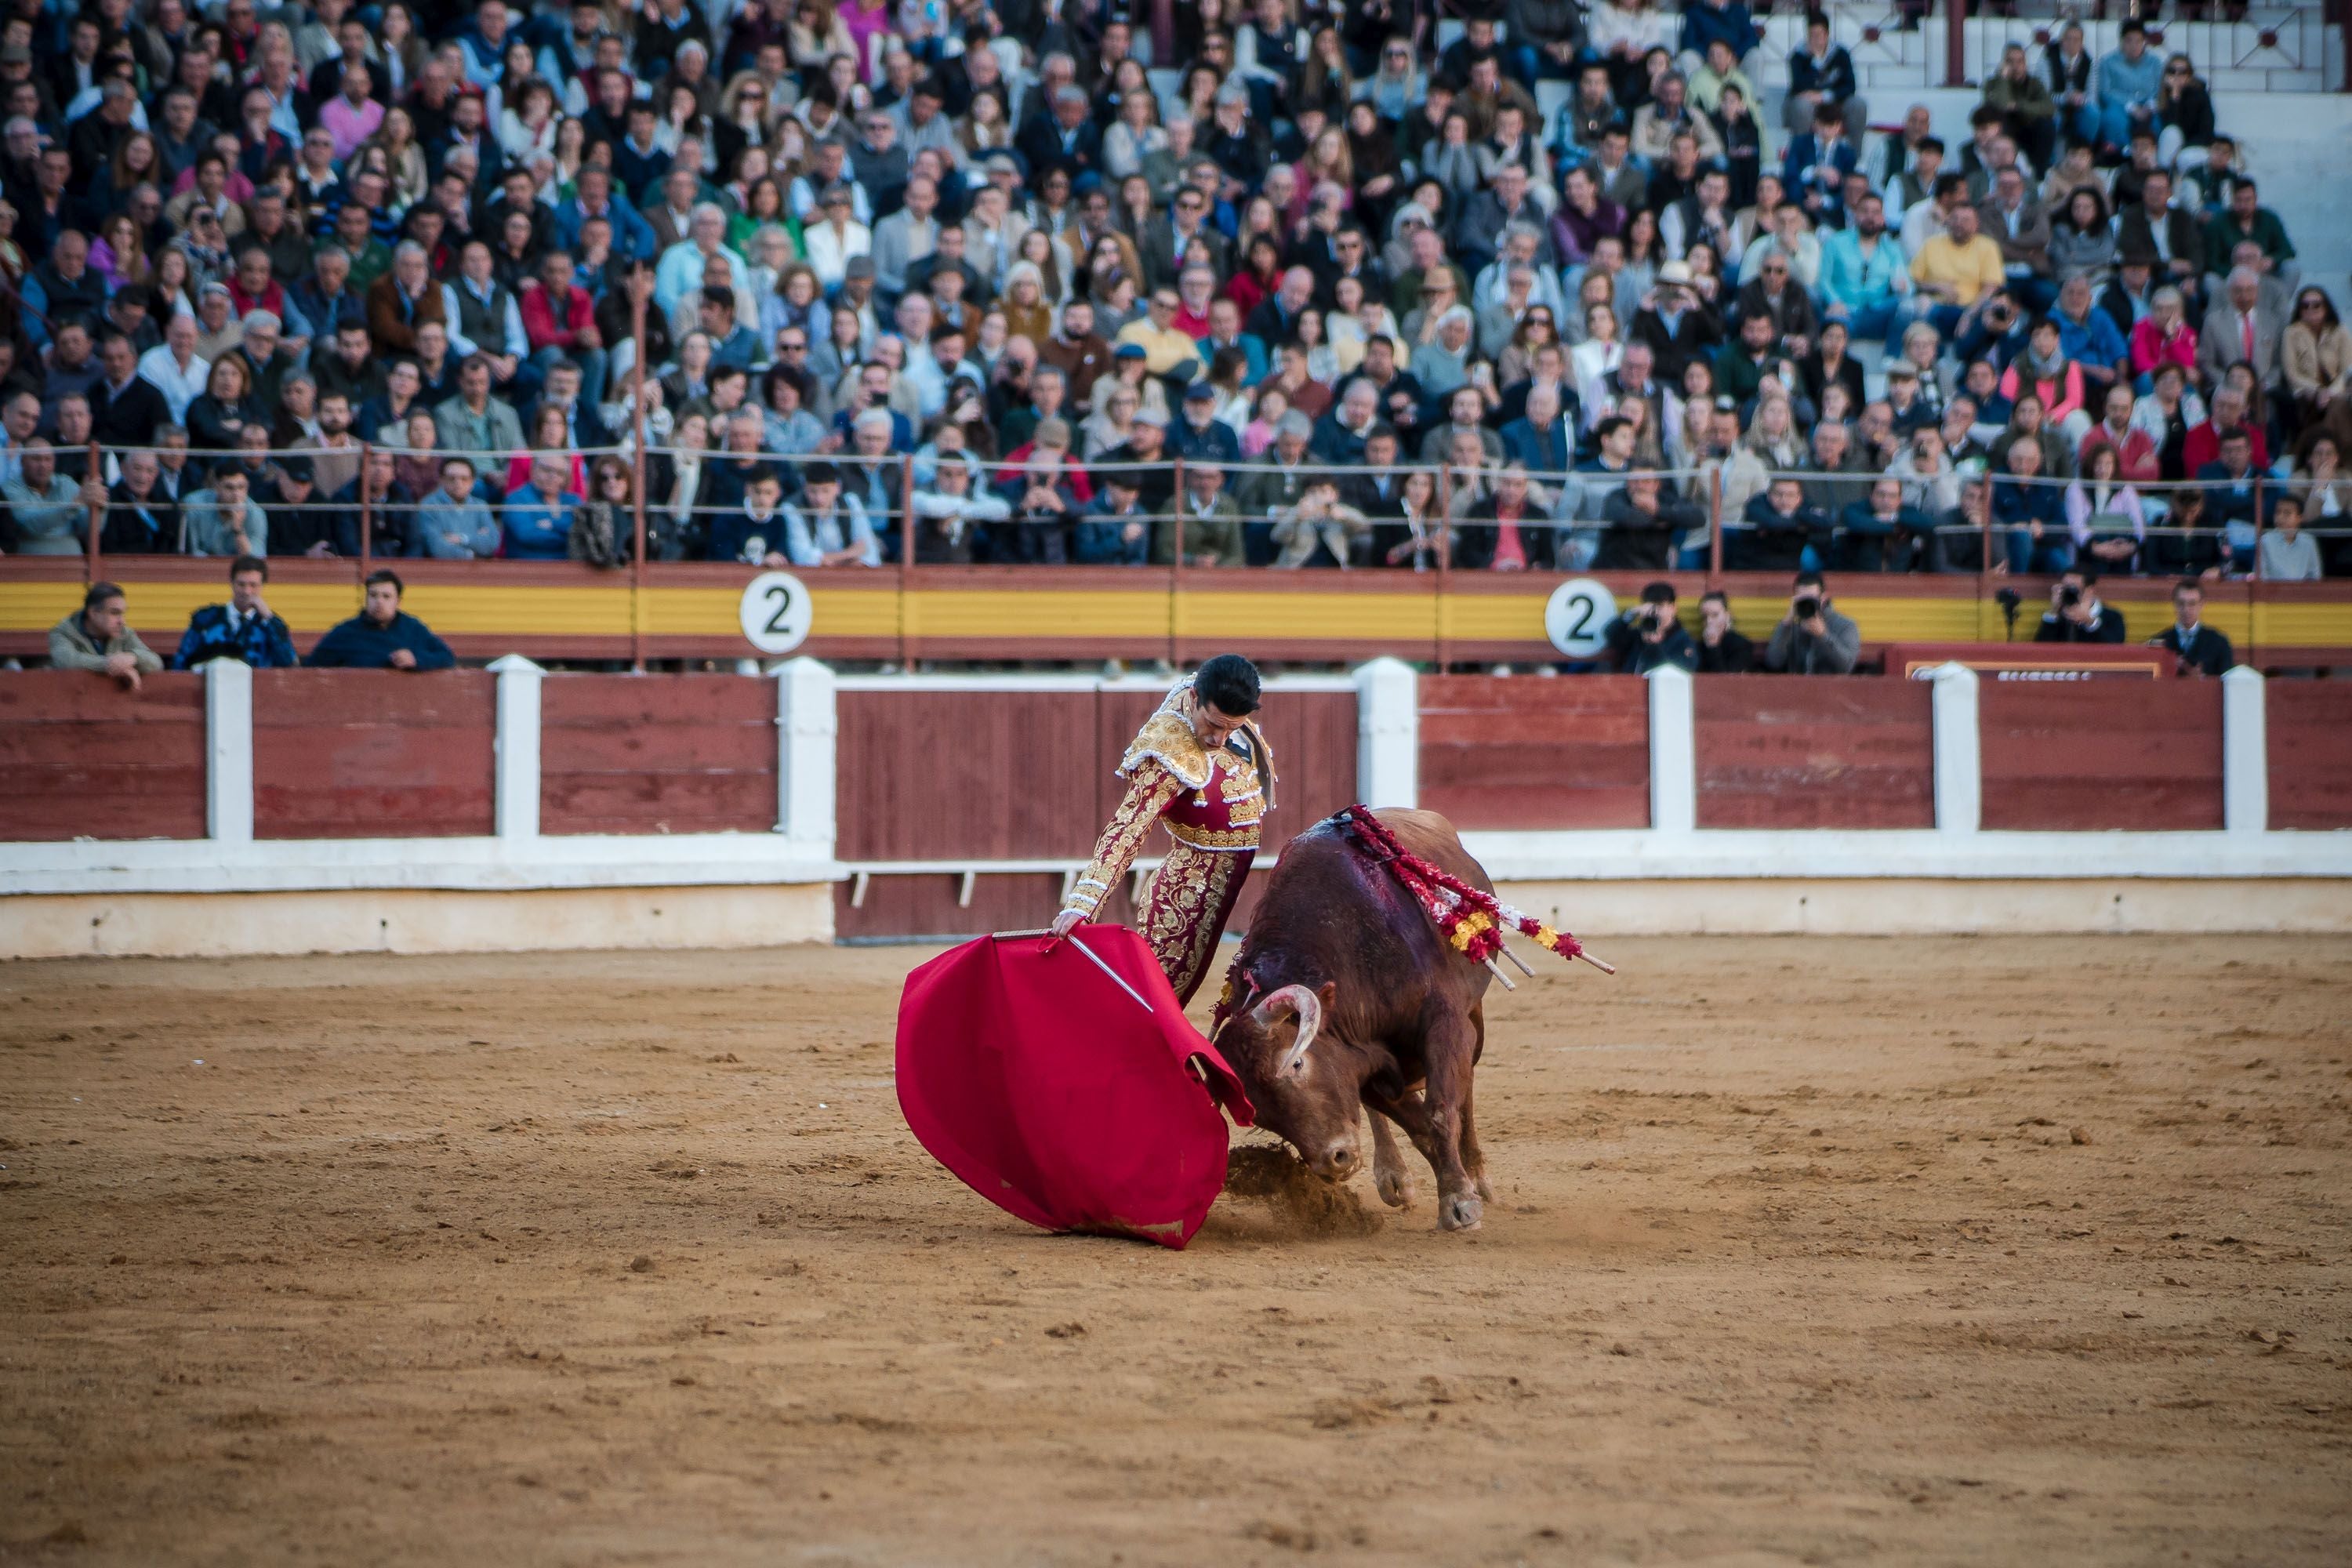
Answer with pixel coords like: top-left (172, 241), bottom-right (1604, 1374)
top-left (2099, 102), bottom-right (2154, 153)
top-left (2007, 528), bottom-right (2076, 575)
top-left (1915, 301), bottom-right (1969, 342)
top-left (2063, 100), bottom-right (2102, 150)
top-left (1677, 541), bottom-right (1711, 572)
top-left (2225, 519), bottom-right (2259, 573)
top-left (2005, 272), bottom-right (2058, 314)
top-left (1833, 299), bottom-right (1904, 346)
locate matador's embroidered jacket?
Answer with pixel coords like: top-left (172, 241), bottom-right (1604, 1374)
top-left (1063, 684), bottom-right (1275, 914)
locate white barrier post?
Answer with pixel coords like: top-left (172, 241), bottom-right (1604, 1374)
top-left (488, 655), bottom-right (543, 841)
top-left (1352, 655), bottom-right (1419, 808)
top-left (203, 658), bottom-right (252, 844)
top-left (1646, 664), bottom-right (1696, 836)
top-left (776, 656), bottom-right (837, 851)
top-left (1931, 662), bottom-right (1981, 836)
top-left (2223, 665), bottom-right (2267, 835)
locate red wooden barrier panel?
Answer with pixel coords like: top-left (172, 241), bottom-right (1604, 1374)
top-left (252, 670), bottom-right (495, 839)
top-left (839, 689), bottom-right (1104, 863)
top-left (1978, 681), bottom-right (2224, 831)
top-left (0, 672), bottom-right (207, 840)
top-left (1417, 675), bottom-right (1650, 830)
top-left (539, 676), bottom-right (775, 836)
top-left (1696, 677), bottom-right (1935, 829)
top-left (2265, 683), bottom-right (2352, 830)
top-left (835, 685), bottom-right (1357, 939)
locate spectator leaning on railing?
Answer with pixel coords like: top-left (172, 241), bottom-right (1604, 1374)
top-left (49, 582), bottom-right (162, 690)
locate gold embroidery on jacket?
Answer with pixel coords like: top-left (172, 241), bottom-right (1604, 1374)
top-left (1064, 764), bottom-right (1185, 915)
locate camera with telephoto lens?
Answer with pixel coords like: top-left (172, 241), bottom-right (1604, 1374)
top-left (2059, 585), bottom-right (2082, 608)
top-left (1794, 594), bottom-right (1820, 619)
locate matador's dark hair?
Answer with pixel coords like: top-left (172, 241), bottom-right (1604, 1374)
top-left (1193, 653), bottom-right (1261, 717)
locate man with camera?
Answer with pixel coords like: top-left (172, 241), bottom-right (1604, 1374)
top-left (1764, 569), bottom-right (1861, 673)
top-left (1604, 580), bottom-right (1699, 674)
top-left (2033, 568), bottom-right (2126, 644)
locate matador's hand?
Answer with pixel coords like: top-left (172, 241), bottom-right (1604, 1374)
top-left (1048, 907), bottom-right (1084, 940)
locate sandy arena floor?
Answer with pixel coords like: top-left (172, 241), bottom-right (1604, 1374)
top-left (2, 935), bottom-right (2348, 1566)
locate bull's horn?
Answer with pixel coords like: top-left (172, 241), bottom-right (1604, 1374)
top-left (1250, 983), bottom-right (1323, 1074)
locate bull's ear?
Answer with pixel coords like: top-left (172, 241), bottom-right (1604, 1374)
top-left (1316, 979), bottom-right (1336, 1014)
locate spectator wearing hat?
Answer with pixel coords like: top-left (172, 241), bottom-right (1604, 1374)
top-left (305, 570), bottom-right (456, 670)
top-left (49, 581), bottom-right (162, 687)
top-left (1631, 261), bottom-right (1723, 385)
top-left (172, 556), bottom-right (298, 670)
top-left (256, 454), bottom-right (339, 557)
top-left (1171, 378), bottom-right (1243, 466)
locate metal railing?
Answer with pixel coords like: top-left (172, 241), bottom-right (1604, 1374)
top-left (43, 441), bottom-right (2343, 666)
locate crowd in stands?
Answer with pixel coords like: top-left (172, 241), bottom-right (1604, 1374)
top-left (0, 0), bottom-right (2346, 598)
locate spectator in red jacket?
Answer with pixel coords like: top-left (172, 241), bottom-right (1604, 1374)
top-left (520, 250), bottom-right (608, 405)
top-left (2077, 383), bottom-right (2161, 485)
top-left (2181, 383), bottom-right (2269, 475)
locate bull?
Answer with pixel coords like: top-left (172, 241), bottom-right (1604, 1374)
top-left (1212, 808), bottom-right (1500, 1232)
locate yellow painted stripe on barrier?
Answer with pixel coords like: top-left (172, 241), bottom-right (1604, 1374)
top-left (394, 583), bottom-right (634, 635)
top-left (1178, 591), bottom-right (1440, 639)
top-left (1, 579), bottom-right (364, 632)
top-left (9, 576), bottom-right (2352, 651)
top-left (910, 588), bottom-right (1167, 637)
top-left (2252, 601), bottom-right (2352, 644)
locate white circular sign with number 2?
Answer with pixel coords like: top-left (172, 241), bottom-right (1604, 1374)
top-left (1544, 577), bottom-right (1619, 659)
top-left (739, 571), bottom-right (814, 655)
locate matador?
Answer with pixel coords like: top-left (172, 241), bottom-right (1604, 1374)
top-left (1048, 655), bottom-right (1273, 1005)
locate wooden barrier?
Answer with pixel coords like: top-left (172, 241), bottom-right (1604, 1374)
top-left (1417, 675), bottom-right (1650, 829)
top-left (539, 675), bottom-right (775, 836)
top-left (252, 670), bottom-right (496, 839)
top-left (0, 672), bottom-right (207, 840)
top-left (832, 684), bottom-right (1358, 939)
top-left (1695, 677), bottom-right (1936, 830)
top-left (1977, 681), bottom-right (2226, 832)
top-left (2266, 683), bottom-right (2352, 830)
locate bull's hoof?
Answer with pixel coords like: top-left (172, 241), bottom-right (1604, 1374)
top-left (1473, 1174), bottom-right (1494, 1203)
top-left (1375, 1167), bottom-right (1416, 1210)
top-left (1439, 1191), bottom-right (1484, 1232)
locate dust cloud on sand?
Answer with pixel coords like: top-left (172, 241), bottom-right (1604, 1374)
top-left (2, 935), bottom-right (2348, 1565)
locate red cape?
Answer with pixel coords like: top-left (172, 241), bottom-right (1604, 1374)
top-left (895, 924), bottom-right (1253, 1249)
